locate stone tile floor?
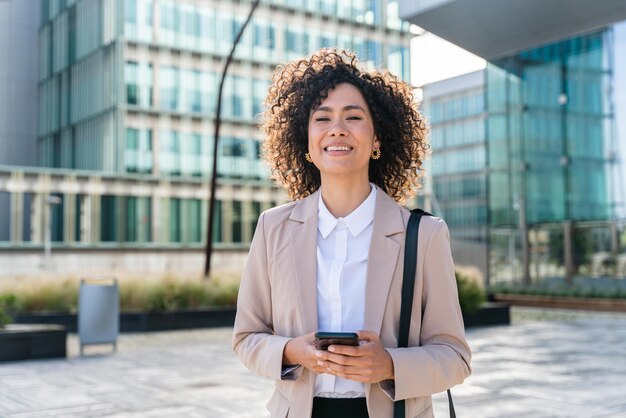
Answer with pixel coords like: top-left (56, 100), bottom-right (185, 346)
top-left (1, 307), bottom-right (625, 417)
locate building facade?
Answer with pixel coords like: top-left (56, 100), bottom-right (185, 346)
top-left (421, 27), bottom-right (626, 284)
top-left (421, 71), bottom-right (489, 275)
top-left (0, 0), bottom-right (412, 275)
top-left (0, 0), bottom-right (41, 243)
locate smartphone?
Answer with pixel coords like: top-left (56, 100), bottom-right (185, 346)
top-left (315, 332), bottom-right (359, 350)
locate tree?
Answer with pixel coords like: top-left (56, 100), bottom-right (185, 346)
top-left (548, 227), bottom-right (593, 276)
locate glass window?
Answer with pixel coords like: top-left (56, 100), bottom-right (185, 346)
top-left (100, 195), bottom-right (117, 242)
top-left (233, 14), bottom-right (254, 60)
top-left (285, 28), bottom-right (310, 59)
top-left (319, 34), bottom-right (336, 49)
top-left (251, 201), bottom-right (262, 237)
top-left (125, 61), bottom-right (152, 107)
top-left (253, 78), bottom-right (269, 117)
top-left (160, 1), bottom-right (178, 46)
top-left (125, 128), bottom-right (152, 174)
top-left (160, 130), bottom-right (180, 175)
top-left (252, 20), bottom-right (276, 62)
top-left (232, 200), bottom-right (242, 243)
top-left (125, 0), bottom-right (153, 42)
top-left (320, 0), bottom-right (336, 15)
top-left (386, 0), bottom-right (401, 30)
top-left (337, 33), bottom-right (352, 51)
top-left (160, 66), bottom-right (179, 111)
top-left (50, 193), bottom-right (64, 242)
top-left (212, 199), bottom-right (222, 243)
top-left (363, 40), bottom-right (382, 68)
top-left (387, 45), bottom-right (410, 81)
top-left (217, 10), bottom-right (234, 55)
top-left (222, 137), bottom-right (245, 157)
top-left (180, 3), bottom-right (198, 50)
top-left (201, 71), bottom-right (216, 116)
top-left (180, 132), bottom-right (202, 177)
top-left (186, 199), bottom-right (202, 243)
top-left (170, 198), bottom-right (181, 243)
top-left (305, 0), bottom-right (319, 12)
top-left (227, 76), bottom-right (252, 119)
top-left (126, 196), bottom-right (151, 242)
top-left (126, 0), bottom-right (137, 24)
top-left (337, 0), bottom-right (351, 20)
top-left (218, 137), bottom-right (257, 178)
top-left (199, 8), bottom-right (215, 53)
top-left (180, 69), bottom-right (202, 113)
top-left (126, 62), bottom-right (139, 105)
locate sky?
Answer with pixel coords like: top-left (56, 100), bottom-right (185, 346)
top-left (410, 30), bottom-right (486, 88)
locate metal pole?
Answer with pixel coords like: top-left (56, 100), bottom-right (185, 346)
top-left (204, 0), bottom-right (260, 278)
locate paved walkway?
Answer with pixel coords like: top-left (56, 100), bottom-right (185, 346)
top-left (1, 308), bottom-right (626, 417)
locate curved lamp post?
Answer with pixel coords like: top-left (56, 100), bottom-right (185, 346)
top-left (204, 0), bottom-right (261, 278)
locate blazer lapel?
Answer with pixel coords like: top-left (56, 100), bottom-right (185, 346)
top-left (289, 191), bottom-right (320, 334)
top-left (363, 187), bottom-right (404, 334)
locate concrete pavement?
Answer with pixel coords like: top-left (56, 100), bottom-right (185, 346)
top-left (1, 308), bottom-right (625, 417)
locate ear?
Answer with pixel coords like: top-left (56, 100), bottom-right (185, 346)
top-left (373, 137), bottom-right (381, 149)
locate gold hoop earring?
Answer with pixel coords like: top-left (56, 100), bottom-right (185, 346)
top-left (305, 152), bottom-right (313, 163)
top-left (371, 148), bottom-right (381, 160)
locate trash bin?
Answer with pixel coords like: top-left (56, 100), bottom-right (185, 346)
top-left (78, 278), bottom-right (119, 355)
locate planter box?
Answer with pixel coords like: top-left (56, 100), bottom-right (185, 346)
top-left (14, 304), bottom-right (507, 332)
top-left (0, 324), bottom-right (67, 362)
top-left (492, 294), bottom-right (626, 312)
top-left (14, 307), bottom-right (236, 333)
top-left (119, 308), bottom-right (236, 332)
top-left (463, 302), bottom-right (510, 327)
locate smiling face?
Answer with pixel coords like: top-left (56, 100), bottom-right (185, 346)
top-left (307, 83), bottom-right (379, 183)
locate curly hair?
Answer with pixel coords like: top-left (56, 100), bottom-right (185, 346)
top-left (261, 48), bottom-right (428, 204)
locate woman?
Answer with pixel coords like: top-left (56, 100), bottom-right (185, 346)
top-left (232, 49), bottom-right (471, 418)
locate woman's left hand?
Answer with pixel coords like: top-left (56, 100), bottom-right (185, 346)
top-left (315, 330), bottom-right (394, 383)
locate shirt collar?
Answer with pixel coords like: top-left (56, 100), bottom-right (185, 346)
top-left (318, 184), bottom-right (377, 239)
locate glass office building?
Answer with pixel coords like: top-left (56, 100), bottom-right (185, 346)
top-left (423, 28), bottom-right (623, 283)
top-left (488, 29), bottom-right (619, 283)
top-left (424, 71), bottom-right (487, 243)
top-left (488, 30), bottom-right (612, 226)
top-left (421, 71), bottom-right (489, 276)
top-left (29, 0), bottom-right (412, 250)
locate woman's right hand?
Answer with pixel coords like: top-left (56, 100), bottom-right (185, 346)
top-left (283, 332), bottom-right (328, 374)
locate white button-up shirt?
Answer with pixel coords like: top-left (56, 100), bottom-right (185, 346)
top-left (315, 184), bottom-right (377, 398)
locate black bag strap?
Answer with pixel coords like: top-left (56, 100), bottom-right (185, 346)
top-left (394, 209), bottom-right (456, 418)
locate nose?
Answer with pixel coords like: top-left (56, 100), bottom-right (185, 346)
top-left (329, 120), bottom-right (347, 136)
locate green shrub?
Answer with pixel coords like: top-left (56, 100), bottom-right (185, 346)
top-left (456, 271), bottom-right (486, 315)
top-left (205, 278), bottom-right (239, 307)
top-left (0, 306), bottom-right (9, 328)
top-left (141, 278), bottom-right (237, 312)
top-left (19, 279), bottom-right (78, 313)
top-left (487, 282), bottom-right (626, 300)
top-left (0, 275), bottom-right (241, 314)
top-left (0, 294), bottom-right (19, 328)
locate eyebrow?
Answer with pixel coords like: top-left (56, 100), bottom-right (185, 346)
top-left (313, 104), bottom-right (366, 113)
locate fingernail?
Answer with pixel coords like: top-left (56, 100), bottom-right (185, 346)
top-left (317, 360), bottom-right (323, 366)
top-left (315, 351), bottom-right (322, 357)
top-left (328, 346), bottom-right (335, 352)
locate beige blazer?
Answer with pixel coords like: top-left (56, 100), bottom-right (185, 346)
top-left (233, 186), bottom-right (471, 418)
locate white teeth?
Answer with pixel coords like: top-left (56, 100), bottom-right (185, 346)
top-left (325, 146), bottom-right (351, 151)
